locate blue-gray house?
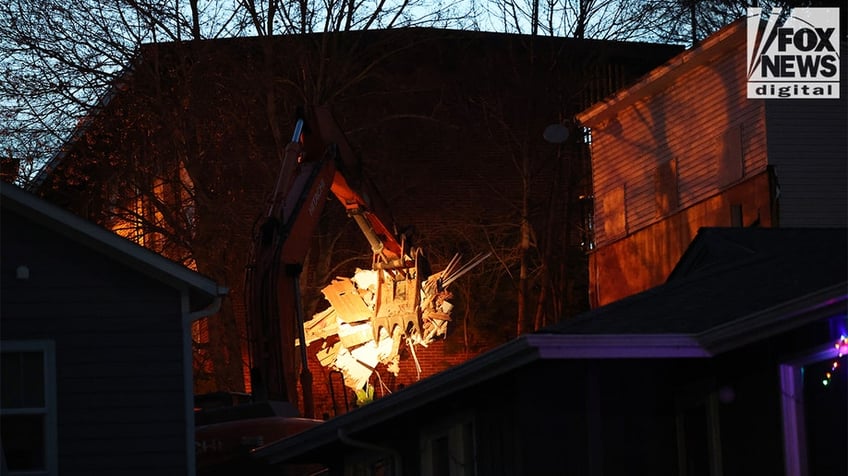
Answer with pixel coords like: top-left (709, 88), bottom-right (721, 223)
top-left (1, 182), bottom-right (227, 476)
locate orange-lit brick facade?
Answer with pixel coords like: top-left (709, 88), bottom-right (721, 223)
top-left (299, 340), bottom-right (480, 419)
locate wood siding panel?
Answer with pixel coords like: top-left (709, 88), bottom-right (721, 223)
top-left (0, 209), bottom-right (190, 476)
top-left (589, 38), bottom-right (769, 249)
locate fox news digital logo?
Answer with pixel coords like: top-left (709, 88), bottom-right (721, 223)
top-left (747, 8), bottom-right (840, 99)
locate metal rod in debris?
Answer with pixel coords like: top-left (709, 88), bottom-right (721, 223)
top-left (442, 252), bottom-right (492, 288)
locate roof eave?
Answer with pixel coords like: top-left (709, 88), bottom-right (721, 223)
top-left (254, 336), bottom-right (540, 463)
top-left (1, 183), bottom-right (228, 306)
top-left (698, 282), bottom-right (848, 355)
top-left (253, 332), bottom-right (712, 465)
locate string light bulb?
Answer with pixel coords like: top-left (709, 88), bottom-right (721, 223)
top-left (822, 335), bottom-right (848, 387)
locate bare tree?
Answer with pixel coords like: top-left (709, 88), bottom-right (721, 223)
top-left (479, 0), bottom-right (654, 39)
top-left (637, 0), bottom-right (845, 46)
top-left (0, 0), bottom-right (473, 397)
top-left (0, 0), bottom-right (471, 187)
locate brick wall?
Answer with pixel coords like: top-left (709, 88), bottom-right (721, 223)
top-left (300, 339), bottom-right (481, 419)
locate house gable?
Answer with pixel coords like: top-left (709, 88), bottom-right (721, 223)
top-left (1, 183), bottom-right (227, 475)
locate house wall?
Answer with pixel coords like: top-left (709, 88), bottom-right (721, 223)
top-left (509, 355), bottom-right (807, 476)
top-left (710, 318), bottom-right (843, 475)
top-left (585, 27), bottom-right (847, 308)
top-left (1, 209), bottom-right (191, 476)
top-left (583, 25), bottom-right (786, 307)
top-left (764, 66), bottom-right (848, 227)
top-left (512, 360), bottom-right (680, 476)
top-left (589, 32), bottom-right (767, 250)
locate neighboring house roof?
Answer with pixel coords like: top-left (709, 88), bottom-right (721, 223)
top-left (550, 227), bottom-right (846, 334)
top-left (543, 227), bottom-right (847, 351)
top-left (252, 226), bottom-right (847, 465)
top-left (1, 182), bottom-right (228, 312)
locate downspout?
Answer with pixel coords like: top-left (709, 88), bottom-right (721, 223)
top-left (183, 286), bottom-right (228, 476)
top-left (337, 428), bottom-right (403, 476)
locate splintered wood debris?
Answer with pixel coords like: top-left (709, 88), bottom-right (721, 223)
top-left (302, 253), bottom-right (489, 392)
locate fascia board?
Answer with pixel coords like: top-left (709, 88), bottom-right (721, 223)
top-left (697, 282), bottom-right (848, 355)
top-left (525, 333), bottom-right (710, 358)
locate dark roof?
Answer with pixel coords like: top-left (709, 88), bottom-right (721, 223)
top-left (542, 227), bottom-right (847, 336)
top-left (1, 182), bottom-right (228, 312)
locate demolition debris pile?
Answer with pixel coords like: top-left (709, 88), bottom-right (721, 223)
top-left (301, 253), bottom-right (489, 392)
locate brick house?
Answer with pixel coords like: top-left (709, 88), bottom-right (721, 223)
top-left (31, 28), bottom-right (683, 418)
top-left (1, 182), bottom-right (227, 475)
top-left (576, 19), bottom-right (847, 307)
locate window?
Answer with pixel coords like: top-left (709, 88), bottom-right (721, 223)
top-left (420, 416), bottom-right (475, 476)
top-left (1, 340), bottom-right (57, 475)
top-left (780, 339), bottom-right (848, 476)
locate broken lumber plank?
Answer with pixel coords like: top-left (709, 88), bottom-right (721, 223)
top-left (338, 321), bottom-right (374, 348)
top-left (316, 342), bottom-right (341, 367)
top-left (321, 277), bottom-right (373, 324)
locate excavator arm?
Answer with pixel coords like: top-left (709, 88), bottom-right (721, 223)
top-left (244, 105), bottom-right (420, 417)
top-left (198, 106), bottom-right (484, 474)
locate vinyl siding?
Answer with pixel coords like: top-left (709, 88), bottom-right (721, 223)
top-left (590, 36), bottom-right (769, 249)
top-left (0, 208), bottom-right (190, 476)
top-left (764, 73), bottom-right (848, 227)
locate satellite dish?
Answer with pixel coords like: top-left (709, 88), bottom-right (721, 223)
top-left (543, 124), bottom-right (569, 144)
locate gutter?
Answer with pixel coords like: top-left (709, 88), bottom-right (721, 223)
top-left (188, 286), bottom-right (229, 321)
top-left (698, 282), bottom-right (847, 355)
top-left (525, 333), bottom-right (709, 358)
top-left (183, 285), bottom-right (228, 476)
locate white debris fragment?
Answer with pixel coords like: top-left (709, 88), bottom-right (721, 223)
top-left (305, 253), bottom-right (489, 392)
